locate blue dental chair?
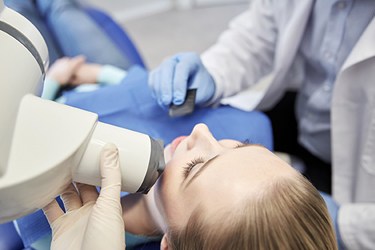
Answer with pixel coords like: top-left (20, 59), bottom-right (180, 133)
top-left (0, 6), bottom-right (273, 250)
top-left (0, 222), bottom-right (24, 250)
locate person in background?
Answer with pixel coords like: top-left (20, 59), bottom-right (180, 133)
top-left (4, 0), bottom-right (131, 71)
top-left (148, 1), bottom-right (375, 249)
top-left (41, 56), bottom-right (127, 101)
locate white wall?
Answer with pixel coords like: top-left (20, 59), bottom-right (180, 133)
top-left (82, 0), bottom-right (248, 21)
top-left (82, 0), bottom-right (174, 22)
top-left (186, 0), bottom-right (248, 8)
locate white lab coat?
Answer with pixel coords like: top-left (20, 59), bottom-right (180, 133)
top-left (201, 0), bottom-right (375, 249)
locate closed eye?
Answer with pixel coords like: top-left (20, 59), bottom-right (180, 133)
top-left (184, 141), bottom-right (253, 179)
top-left (183, 142), bottom-right (265, 189)
top-left (236, 140), bottom-right (265, 149)
top-left (183, 157), bottom-right (204, 178)
top-left (235, 139), bottom-right (252, 148)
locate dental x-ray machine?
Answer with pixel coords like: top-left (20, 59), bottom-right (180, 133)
top-left (0, 0), bottom-right (165, 223)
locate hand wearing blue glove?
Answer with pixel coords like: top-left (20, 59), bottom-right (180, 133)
top-left (320, 192), bottom-right (345, 250)
top-left (149, 52), bottom-right (215, 109)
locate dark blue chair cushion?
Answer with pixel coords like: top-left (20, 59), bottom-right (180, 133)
top-left (0, 222), bottom-right (24, 250)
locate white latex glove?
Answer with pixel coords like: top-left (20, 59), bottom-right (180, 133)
top-left (43, 144), bottom-right (125, 250)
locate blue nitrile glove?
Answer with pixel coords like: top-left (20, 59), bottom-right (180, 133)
top-left (320, 192), bottom-right (345, 250)
top-left (148, 52), bottom-right (215, 109)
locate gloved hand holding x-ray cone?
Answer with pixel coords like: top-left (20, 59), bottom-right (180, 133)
top-left (43, 144), bottom-right (125, 250)
top-left (149, 52), bottom-right (216, 109)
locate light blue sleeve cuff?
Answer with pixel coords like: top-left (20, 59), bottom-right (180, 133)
top-left (41, 77), bottom-right (60, 100)
top-left (97, 65), bottom-right (127, 86)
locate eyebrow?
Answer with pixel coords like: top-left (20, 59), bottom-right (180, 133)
top-left (183, 143), bottom-right (260, 189)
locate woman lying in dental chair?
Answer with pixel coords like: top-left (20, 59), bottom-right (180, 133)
top-left (4, 0), bottom-right (336, 249)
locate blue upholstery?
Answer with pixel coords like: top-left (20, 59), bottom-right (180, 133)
top-left (0, 222), bottom-right (23, 250)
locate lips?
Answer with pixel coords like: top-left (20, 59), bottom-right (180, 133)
top-left (171, 136), bottom-right (187, 155)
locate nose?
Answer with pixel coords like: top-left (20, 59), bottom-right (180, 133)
top-left (187, 124), bottom-right (218, 150)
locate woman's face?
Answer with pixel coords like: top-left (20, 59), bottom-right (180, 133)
top-left (155, 123), bottom-right (296, 230)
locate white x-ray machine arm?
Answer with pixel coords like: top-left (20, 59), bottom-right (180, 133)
top-left (0, 1), bottom-right (164, 223)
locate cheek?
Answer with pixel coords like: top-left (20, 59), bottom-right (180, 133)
top-left (164, 144), bottom-right (173, 163)
top-left (155, 172), bottom-right (175, 218)
top-left (162, 152), bottom-right (191, 183)
top-left (156, 173), bottom-right (185, 226)
top-left (163, 159), bottom-right (181, 180)
top-left (157, 160), bottom-right (182, 201)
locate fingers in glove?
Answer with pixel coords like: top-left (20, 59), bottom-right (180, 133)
top-left (60, 183), bottom-right (82, 212)
top-left (153, 70), bottom-right (165, 108)
top-left (98, 143), bottom-right (122, 202)
top-left (159, 59), bottom-right (176, 106)
top-left (149, 68), bottom-right (165, 108)
top-left (85, 144), bottom-right (125, 250)
top-left (148, 69), bottom-right (157, 97)
top-left (76, 183), bottom-right (99, 205)
top-left (43, 199), bottom-right (64, 224)
top-left (173, 60), bottom-right (193, 105)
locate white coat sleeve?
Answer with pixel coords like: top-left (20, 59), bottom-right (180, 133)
top-left (201, 0), bottom-right (277, 103)
top-left (339, 204), bottom-right (375, 250)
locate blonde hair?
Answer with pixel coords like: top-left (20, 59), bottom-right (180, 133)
top-left (168, 173), bottom-right (337, 250)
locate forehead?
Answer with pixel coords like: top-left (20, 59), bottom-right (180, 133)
top-left (185, 146), bottom-right (294, 206)
top-left (201, 145), bottom-right (292, 181)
